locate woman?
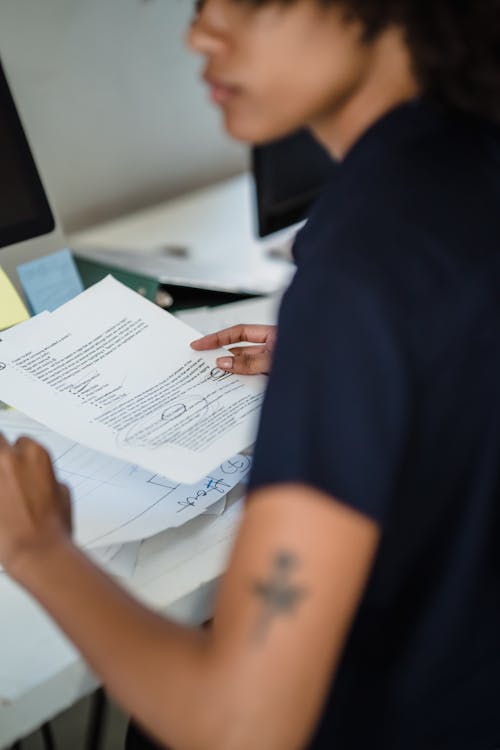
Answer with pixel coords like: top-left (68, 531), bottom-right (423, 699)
top-left (1, 1), bottom-right (500, 748)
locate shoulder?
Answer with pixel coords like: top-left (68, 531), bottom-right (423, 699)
top-left (291, 122), bottom-right (487, 319)
top-left (295, 104), bottom-right (500, 277)
top-left (289, 195), bottom-right (420, 333)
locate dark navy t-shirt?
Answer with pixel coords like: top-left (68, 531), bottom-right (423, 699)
top-left (248, 101), bottom-right (500, 749)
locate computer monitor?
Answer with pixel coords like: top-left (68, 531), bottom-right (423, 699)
top-left (252, 129), bottom-right (336, 238)
top-left (0, 56), bottom-right (64, 287)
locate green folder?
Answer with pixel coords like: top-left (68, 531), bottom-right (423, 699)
top-left (74, 255), bottom-right (160, 302)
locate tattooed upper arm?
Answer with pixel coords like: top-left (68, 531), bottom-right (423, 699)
top-left (208, 483), bottom-right (380, 750)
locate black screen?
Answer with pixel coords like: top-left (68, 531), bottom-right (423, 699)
top-left (252, 129), bottom-right (336, 237)
top-left (0, 58), bottom-right (55, 250)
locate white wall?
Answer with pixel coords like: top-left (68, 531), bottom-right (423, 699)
top-left (0, 0), bottom-right (247, 233)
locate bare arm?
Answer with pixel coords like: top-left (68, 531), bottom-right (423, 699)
top-left (0, 437), bottom-right (379, 750)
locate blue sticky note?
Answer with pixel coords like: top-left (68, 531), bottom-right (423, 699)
top-left (17, 249), bottom-right (84, 314)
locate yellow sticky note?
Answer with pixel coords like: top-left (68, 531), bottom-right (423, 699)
top-left (0, 265), bottom-right (29, 331)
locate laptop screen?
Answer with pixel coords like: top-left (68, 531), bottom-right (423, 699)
top-left (0, 58), bottom-right (55, 251)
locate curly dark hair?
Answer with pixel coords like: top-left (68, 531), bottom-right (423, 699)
top-left (239, 0), bottom-right (500, 121)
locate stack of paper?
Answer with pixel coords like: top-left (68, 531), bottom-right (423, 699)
top-left (175, 293), bottom-right (281, 333)
top-left (0, 276), bottom-right (265, 483)
top-left (0, 410), bottom-right (251, 550)
top-left (0, 277), bottom-right (267, 569)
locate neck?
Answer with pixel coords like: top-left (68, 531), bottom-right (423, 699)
top-left (311, 27), bottom-right (421, 160)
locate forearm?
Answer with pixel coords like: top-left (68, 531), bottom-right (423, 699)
top-left (10, 541), bottom-right (217, 749)
top-left (1, 480), bottom-right (377, 750)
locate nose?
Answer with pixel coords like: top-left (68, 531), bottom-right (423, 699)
top-left (186, 7), bottom-right (227, 56)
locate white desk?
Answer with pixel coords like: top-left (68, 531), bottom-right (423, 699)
top-left (1, 174), bottom-right (287, 747)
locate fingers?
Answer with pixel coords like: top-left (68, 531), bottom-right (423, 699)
top-left (191, 324), bottom-right (274, 351)
top-left (0, 433), bottom-right (18, 490)
top-left (58, 483), bottom-right (73, 535)
top-left (0, 434), bottom-right (73, 574)
top-left (14, 436), bottom-right (57, 483)
top-left (14, 435), bottom-right (49, 461)
top-left (13, 438), bottom-right (70, 519)
top-left (216, 351), bottom-right (271, 375)
top-left (228, 345), bottom-right (268, 357)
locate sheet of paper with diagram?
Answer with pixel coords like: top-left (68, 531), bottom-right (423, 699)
top-left (0, 410), bottom-right (251, 549)
top-left (0, 276), bottom-right (265, 484)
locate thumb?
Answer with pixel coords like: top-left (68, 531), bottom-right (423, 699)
top-left (58, 483), bottom-right (73, 535)
top-left (216, 352), bottom-right (271, 376)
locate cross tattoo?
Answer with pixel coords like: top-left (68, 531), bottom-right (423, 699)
top-left (251, 551), bottom-right (308, 643)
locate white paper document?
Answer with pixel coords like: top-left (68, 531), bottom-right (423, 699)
top-left (0, 410), bottom-right (251, 548)
top-left (0, 277), bottom-right (265, 484)
top-left (89, 542), bottom-right (142, 578)
top-left (175, 293), bottom-right (281, 334)
top-left (88, 496), bottom-right (230, 578)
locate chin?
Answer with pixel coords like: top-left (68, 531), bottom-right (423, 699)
top-left (222, 110), bottom-right (302, 145)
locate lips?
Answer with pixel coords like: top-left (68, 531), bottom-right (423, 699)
top-left (203, 72), bottom-right (240, 105)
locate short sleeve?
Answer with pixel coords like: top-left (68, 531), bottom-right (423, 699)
top-left (248, 262), bottom-right (412, 525)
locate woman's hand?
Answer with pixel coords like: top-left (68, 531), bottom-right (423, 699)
top-left (191, 324), bottom-right (277, 375)
top-left (0, 434), bottom-right (72, 578)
